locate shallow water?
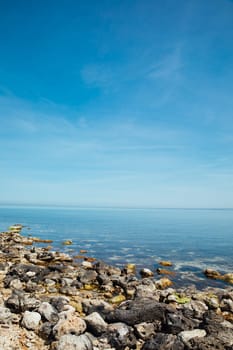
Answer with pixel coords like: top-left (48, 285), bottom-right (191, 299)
top-left (1, 206), bottom-right (233, 288)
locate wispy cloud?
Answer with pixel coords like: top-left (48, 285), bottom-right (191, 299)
top-left (80, 64), bottom-right (114, 88)
top-left (147, 47), bottom-right (184, 81)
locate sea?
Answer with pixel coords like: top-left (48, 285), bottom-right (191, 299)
top-left (1, 206), bottom-right (233, 289)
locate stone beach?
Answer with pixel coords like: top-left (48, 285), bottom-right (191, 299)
top-left (0, 225), bottom-right (233, 349)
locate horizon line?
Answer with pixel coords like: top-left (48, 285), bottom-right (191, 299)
top-left (0, 203), bottom-right (232, 211)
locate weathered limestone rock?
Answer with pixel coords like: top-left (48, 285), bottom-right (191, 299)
top-left (21, 310), bottom-right (41, 330)
top-left (53, 311), bottom-right (86, 339)
top-left (0, 306), bottom-right (12, 324)
top-left (134, 322), bottom-right (157, 340)
top-left (56, 334), bottom-right (93, 350)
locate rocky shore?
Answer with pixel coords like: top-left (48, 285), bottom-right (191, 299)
top-left (0, 226), bottom-right (233, 350)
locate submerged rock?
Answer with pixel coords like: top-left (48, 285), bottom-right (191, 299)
top-left (140, 268), bottom-right (154, 278)
top-left (159, 261), bottom-right (173, 267)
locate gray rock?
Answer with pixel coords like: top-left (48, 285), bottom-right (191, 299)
top-left (85, 312), bottom-right (108, 336)
top-left (135, 279), bottom-right (159, 299)
top-left (21, 310), bottom-right (41, 330)
top-left (190, 300), bottom-right (208, 319)
top-left (178, 329), bottom-right (206, 343)
top-left (6, 290), bottom-right (41, 312)
top-left (38, 301), bottom-right (59, 323)
top-left (59, 286), bottom-right (78, 296)
top-left (50, 296), bottom-right (70, 312)
top-left (187, 335), bottom-right (233, 350)
top-left (39, 321), bottom-right (54, 339)
top-left (164, 311), bottom-right (199, 334)
top-left (0, 306), bottom-right (12, 324)
top-left (56, 334), bottom-right (93, 350)
top-left (220, 298), bottom-right (233, 312)
top-left (94, 261), bottom-right (121, 276)
top-left (79, 270), bottom-right (98, 284)
top-left (82, 298), bottom-right (114, 316)
top-left (61, 277), bottom-right (74, 286)
top-left (9, 278), bottom-right (23, 290)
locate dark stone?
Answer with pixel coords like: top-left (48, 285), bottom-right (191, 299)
top-left (50, 296), bottom-right (69, 312)
top-left (192, 310), bottom-right (233, 349)
top-left (163, 312), bottom-right (198, 334)
top-left (79, 270), bottom-right (98, 284)
top-left (105, 298), bottom-right (170, 326)
top-left (4, 263), bottom-right (48, 285)
top-left (48, 264), bottom-right (67, 272)
top-left (37, 252), bottom-right (54, 261)
top-left (141, 333), bottom-right (184, 350)
top-left (186, 336), bottom-right (233, 350)
top-left (39, 321), bottom-right (54, 340)
top-left (107, 322), bottom-right (137, 350)
top-left (6, 290), bottom-right (40, 313)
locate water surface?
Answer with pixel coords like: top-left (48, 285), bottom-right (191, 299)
top-left (1, 206), bottom-right (232, 288)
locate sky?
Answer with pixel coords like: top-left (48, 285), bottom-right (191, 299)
top-left (0, 0), bottom-right (233, 208)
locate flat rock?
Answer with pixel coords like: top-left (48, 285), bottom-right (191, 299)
top-left (178, 329), bottom-right (207, 343)
top-left (56, 334), bottom-right (93, 350)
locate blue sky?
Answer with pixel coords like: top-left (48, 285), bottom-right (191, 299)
top-left (0, 0), bottom-right (233, 208)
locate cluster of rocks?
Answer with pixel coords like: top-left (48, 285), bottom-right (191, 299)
top-left (0, 225), bottom-right (233, 349)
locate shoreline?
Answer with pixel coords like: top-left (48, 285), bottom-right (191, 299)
top-left (0, 226), bottom-right (233, 349)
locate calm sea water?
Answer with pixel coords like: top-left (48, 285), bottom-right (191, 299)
top-left (1, 206), bottom-right (233, 288)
